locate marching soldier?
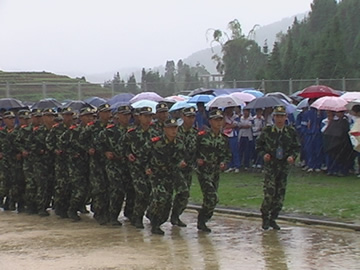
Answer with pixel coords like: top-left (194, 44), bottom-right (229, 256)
top-left (153, 102), bottom-right (169, 135)
top-left (195, 109), bottom-right (231, 232)
top-left (256, 106), bottom-right (300, 230)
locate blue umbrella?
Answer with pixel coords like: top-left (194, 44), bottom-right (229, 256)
top-left (169, 101), bottom-right (197, 112)
top-left (187, 94), bottom-right (215, 104)
top-left (108, 93), bottom-right (135, 105)
top-left (243, 90), bottom-right (264, 98)
top-left (110, 101), bottom-right (130, 111)
top-left (83, 97), bottom-right (107, 107)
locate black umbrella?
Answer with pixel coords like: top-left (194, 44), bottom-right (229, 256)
top-left (188, 88), bottom-right (215, 97)
top-left (0, 98), bottom-right (25, 109)
top-left (83, 97), bottom-right (107, 107)
top-left (244, 96), bottom-right (287, 109)
top-left (62, 100), bottom-right (94, 112)
top-left (32, 98), bottom-right (62, 109)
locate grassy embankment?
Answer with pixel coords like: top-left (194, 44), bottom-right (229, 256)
top-left (189, 167), bottom-right (360, 223)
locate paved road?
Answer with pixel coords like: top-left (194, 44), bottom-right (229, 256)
top-left (0, 209), bottom-right (359, 269)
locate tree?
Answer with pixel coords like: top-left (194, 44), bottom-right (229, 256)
top-left (126, 74), bottom-right (138, 93)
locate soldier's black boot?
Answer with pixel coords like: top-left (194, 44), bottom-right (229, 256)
top-left (262, 214), bottom-right (270, 230)
top-left (151, 218), bottom-right (164, 235)
top-left (133, 216), bottom-right (144, 229)
top-left (269, 219), bottom-right (281, 230)
top-left (197, 213), bottom-right (211, 232)
top-left (0, 196), bottom-right (3, 208)
top-left (79, 205), bottom-right (89, 214)
top-left (67, 209), bottom-right (81, 222)
top-left (3, 197), bottom-right (10, 210)
top-left (170, 214), bottom-right (187, 227)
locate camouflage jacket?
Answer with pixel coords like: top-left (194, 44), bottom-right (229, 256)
top-left (145, 135), bottom-right (185, 172)
top-left (177, 125), bottom-right (197, 164)
top-left (46, 123), bottom-right (69, 154)
top-left (256, 125), bottom-right (300, 165)
top-left (59, 123), bottom-right (87, 158)
top-left (30, 125), bottom-right (53, 159)
top-left (14, 123), bottom-right (34, 153)
top-left (78, 120), bottom-right (108, 155)
top-left (195, 129), bottom-right (231, 165)
top-left (2, 126), bottom-right (20, 160)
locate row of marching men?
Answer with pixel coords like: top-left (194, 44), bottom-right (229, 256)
top-left (0, 102), bottom-right (231, 235)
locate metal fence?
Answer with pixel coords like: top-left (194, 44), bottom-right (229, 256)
top-left (0, 78), bottom-right (360, 102)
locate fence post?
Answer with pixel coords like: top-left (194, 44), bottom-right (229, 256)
top-left (342, 77), bottom-right (346, 92)
top-left (111, 82), bottom-right (115, 97)
top-left (42, 82), bottom-right (47, 98)
top-left (6, 82), bottom-right (10, 98)
top-left (289, 78), bottom-right (293, 95)
top-left (261, 79), bottom-right (265, 92)
top-left (233, 80), bottom-right (236, 88)
top-left (78, 82), bottom-right (82, 100)
top-left (316, 78), bottom-right (319, 85)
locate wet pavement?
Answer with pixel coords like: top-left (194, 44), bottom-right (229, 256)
top-left (0, 209), bottom-right (359, 270)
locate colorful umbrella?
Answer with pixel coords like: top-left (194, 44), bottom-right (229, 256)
top-left (230, 92), bottom-right (255, 103)
top-left (187, 94), bottom-right (215, 104)
top-left (298, 85), bottom-right (340, 99)
top-left (169, 101), bottom-right (197, 112)
top-left (341, 92), bottom-right (360, 102)
top-left (296, 98), bottom-right (309, 109)
top-left (310, 96), bottom-right (348, 112)
top-left (205, 95), bottom-right (239, 109)
top-left (131, 100), bottom-right (158, 113)
top-left (130, 92), bottom-right (164, 103)
top-left (242, 89), bottom-right (264, 98)
top-left (108, 93), bottom-right (135, 105)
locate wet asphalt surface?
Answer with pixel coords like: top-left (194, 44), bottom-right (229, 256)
top-left (0, 209), bottom-right (359, 270)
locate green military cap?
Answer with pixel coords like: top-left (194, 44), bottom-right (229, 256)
top-left (61, 106), bottom-right (75, 115)
top-left (18, 109), bottom-right (31, 119)
top-left (182, 106), bottom-right (196, 116)
top-left (79, 107), bottom-right (93, 116)
top-left (31, 108), bottom-right (43, 117)
top-left (117, 105), bottom-right (132, 114)
top-left (139, 106), bottom-right (153, 115)
top-left (209, 109), bottom-right (223, 119)
top-left (164, 118), bottom-right (179, 127)
top-left (156, 102), bottom-right (169, 113)
top-left (42, 108), bottom-right (56, 116)
top-left (3, 111), bottom-right (16, 119)
top-left (133, 107), bottom-right (141, 116)
top-left (273, 106), bottom-right (287, 115)
top-left (98, 103), bottom-right (111, 112)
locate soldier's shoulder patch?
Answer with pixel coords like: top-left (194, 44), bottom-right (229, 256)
top-left (33, 126), bottom-right (40, 131)
top-left (198, 130), bottom-right (206, 136)
top-left (87, 121), bottom-right (95, 126)
top-left (52, 123), bottom-right (60, 128)
top-left (151, 136), bottom-right (161, 143)
top-left (106, 124), bottom-right (115, 129)
top-left (127, 127), bottom-right (136, 133)
top-left (69, 124), bottom-right (77, 130)
top-left (0, 126), bottom-right (4, 131)
top-left (7, 128), bottom-right (14, 133)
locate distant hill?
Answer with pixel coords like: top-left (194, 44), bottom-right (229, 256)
top-left (0, 71), bottom-right (107, 102)
top-left (183, 13), bottom-right (308, 74)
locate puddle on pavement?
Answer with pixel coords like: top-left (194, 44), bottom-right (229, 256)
top-left (0, 209), bottom-right (359, 270)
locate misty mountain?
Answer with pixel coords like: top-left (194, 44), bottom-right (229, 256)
top-left (84, 12), bottom-right (308, 83)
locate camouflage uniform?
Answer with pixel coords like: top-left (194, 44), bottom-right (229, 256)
top-left (256, 111), bottom-right (300, 229)
top-left (171, 119), bottom-right (197, 224)
top-left (96, 120), bottom-right (129, 226)
top-left (79, 104), bottom-right (110, 224)
top-left (195, 109), bottom-right (231, 231)
top-left (46, 122), bottom-right (71, 218)
top-left (122, 107), bottom-right (157, 228)
top-left (146, 123), bottom-right (186, 234)
top-left (0, 126), bottom-right (7, 208)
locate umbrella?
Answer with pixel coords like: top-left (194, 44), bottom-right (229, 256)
top-left (187, 94), bottom-right (215, 104)
top-left (131, 100), bottom-right (158, 113)
top-left (242, 89), bottom-right (264, 98)
top-left (62, 100), bottom-right (93, 112)
top-left (244, 96), bottom-right (287, 109)
top-left (83, 97), bottom-right (107, 107)
top-left (296, 98), bottom-right (309, 109)
top-left (110, 101), bottom-right (131, 111)
top-left (0, 98), bottom-right (25, 109)
top-left (32, 98), bottom-right (62, 109)
top-left (169, 101), bottom-right (197, 112)
top-left (188, 88), bottom-right (214, 97)
top-left (346, 99), bottom-right (360, 111)
top-left (298, 85), bottom-right (340, 99)
top-left (108, 93), bottom-right (135, 105)
top-left (341, 92), bottom-right (360, 102)
top-left (129, 92), bottom-right (164, 103)
top-left (205, 95), bottom-right (239, 109)
top-left (310, 96), bottom-right (348, 112)
top-left (164, 95), bottom-right (186, 103)
top-left (290, 90), bottom-right (304, 102)
top-left (265, 92), bottom-right (292, 103)
top-left (230, 92), bottom-right (256, 103)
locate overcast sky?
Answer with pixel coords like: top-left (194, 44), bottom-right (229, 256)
top-left (0, 0), bottom-right (313, 79)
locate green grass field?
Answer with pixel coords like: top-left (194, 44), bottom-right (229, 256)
top-left (189, 167), bottom-right (360, 223)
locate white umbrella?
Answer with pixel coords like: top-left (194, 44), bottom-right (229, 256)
top-left (341, 92), bottom-right (360, 102)
top-left (230, 92), bottom-right (255, 103)
top-left (310, 96), bottom-right (348, 112)
top-left (205, 95), bottom-right (239, 109)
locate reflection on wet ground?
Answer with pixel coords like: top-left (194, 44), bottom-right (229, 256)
top-left (0, 209), bottom-right (359, 269)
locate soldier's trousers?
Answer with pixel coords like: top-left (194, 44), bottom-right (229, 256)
top-left (105, 160), bottom-right (125, 222)
top-left (148, 170), bottom-right (174, 225)
top-left (9, 159), bottom-right (26, 211)
top-left (129, 163), bottom-right (151, 220)
top-left (123, 168), bottom-right (135, 219)
top-left (260, 165), bottom-right (288, 220)
top-left (34, 155), bottom-right (54, 212)
top-left (172, 168), bottom-right (192, 217)
top-left (23, 156), bottom-right (37, 211)
top-left (196, 164), bottom-right (220, 222)
top-left (54, 156), bottom-right (70, 215)
top-left (68, 156), bottom-right (88, 213)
